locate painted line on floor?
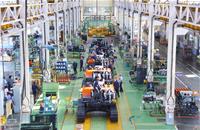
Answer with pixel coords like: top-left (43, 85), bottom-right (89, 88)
top-left (187, 64), bottom-right (200, 73)
top-left (61, 110), bottom-right (68, 130)
top-left (106, 102), bottom-right (123, 130)
top-left (83, 115), bottom-right (91, 130)
top-left (175, 115), bottom-right (200, 119)
top-left (136, 123), bottom-right (165, 126)
top-left (175, 76), bottom-right (188, 88)
top-left (125, 90), bottom-right (139, 93)
top-left (177, 60), bottom-right (200, 78)
top-left (124, 92), bottom-right (136, 130)
top-left (116, 54), bottom-right (136, 130)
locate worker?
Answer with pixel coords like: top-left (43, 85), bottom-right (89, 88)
top-left (87, 56), bottom-right (95, 66)
top-left (39, 102), bottom-right (44, 113)
top-left (114, 77), bottom-right (120, 98)
top-left (80, 83), bottom-right (93, 98)
top-left (4, 86), bottom-right (13, 100)
top-left (118, 74), bottom-right (123, 92)
top-left (32, 81), bottom-right (38, 103)
top-left (104, 89), bottom-right (115, 103)
top-left (7, 75), bottom-right (14, 91)
top-left (93, 76), bottom-right (101, 93)
top-left (154, 49), bottom-right (160, 60)
top-left (84, 68), bottom-right (93, 78)
top-left (80, 56), bottom-right (84, 71)
top-left (72, 61), bottom-right (78, 74)
top-left (103, 85), bottom-right (115, 102)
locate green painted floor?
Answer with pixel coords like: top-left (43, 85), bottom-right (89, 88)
top-left (51, 48), bottom-right (176, 130)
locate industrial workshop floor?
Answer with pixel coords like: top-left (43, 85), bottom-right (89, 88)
top-left (52, 49), bottom-right (176, 130)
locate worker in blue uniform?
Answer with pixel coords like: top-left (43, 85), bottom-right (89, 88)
top-left (114, 78), bottom-right (120, 98)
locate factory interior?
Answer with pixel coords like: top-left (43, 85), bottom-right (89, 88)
top-left (0, 0), bottom-right (200, 130)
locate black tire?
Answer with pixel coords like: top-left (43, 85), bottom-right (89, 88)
top-left (110, 104), bottom-right (118, 122)
top-left (77, 101), bottom-right (86, 123)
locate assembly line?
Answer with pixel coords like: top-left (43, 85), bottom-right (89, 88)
top-left (1, 0), bottom-right (200, 130)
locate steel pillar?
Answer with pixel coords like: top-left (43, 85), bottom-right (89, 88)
top-left (0, 35), bottom-right (4, 116)
top-left (77, 7), bottom-right (79, 30)
top-left (117, 7), bottom-right (120, 23)
top-left (70, 9), bottom-right (73, 37)
top-left (68, 9), bottom-right (71, 39)
top-left (74, 8), bottom-right (77, 32)
top-left (76, 7), bottom-right (79, 29)
top-left (137, 13), bottom-right (142, 65)
top-left (165, 0), bottom-right (178, 125)
top-left (41, 23), bottom-right (46, 68)
top-left (63, 10), bottom-right (67, 45)
top-left (122, 9), bottom-right (125, 32)
top-left (131, 11), bottom-right (134, 46)
top-left (72, 8), bottom-right (75, 35)
top-left (19, 0), bottom-right (30, 113)
top-left (44, 0), bottom-right (50, 70)
top-left (78, 7), bottom-right (81, 28)
top-left (55, 12), bottom-right (59, 58)
top-left (125, 10), bottom-right (129, 32)
top-left (147, 0), bottom-right (154, 82)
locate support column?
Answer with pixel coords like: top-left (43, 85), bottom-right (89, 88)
top-left (117, 7), bottom-right (120, 23)
top-left (131, 11), bottom-right (135, 58)
top-left (78, 7), bottom-right (80, 28)
top-left (75, 7), bottom-right (77, 30)
top-left (74, 8), bottom-right (76, 32)
top-left (55, 12), bottom-right (59, 58)
top-left (68, 9), bottom-right (71, 39)
top-left (122, 9), bottom-right (125, 32)
top-left (44, 0), bottom-right (50, 69)
top-left (72, 8), bottom-right (75, 35)
top-left (137, 13), bottom-right (142, 64)
top-left (0, 35), bottom-right (4, 116)
top-left (70, 9), bottom-right (73, 38)
top-left (55, 0), bottom-right (60, 58)
top-left (165, 0), bottom-right (177, 125)
top-left (41, 23), bottom-right (46, 68)
top-left (125, 10), bottom-right (129, 32)
top-left (63, 10), bottom-right (67, 45)
top-left (147, 0), bottom-right (154, 82)
top-left (131, 12), bottom-right (134, 46)
top-left (76, 7), bottom-right (79, 30)
top-left (19, 0), bottom-right (30, 112)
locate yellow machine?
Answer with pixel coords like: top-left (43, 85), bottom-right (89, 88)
top-left (88, 27), bottom-right (113, 37)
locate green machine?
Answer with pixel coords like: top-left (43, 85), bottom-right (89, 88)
top-left (22, 83), bottom-right (59, 130)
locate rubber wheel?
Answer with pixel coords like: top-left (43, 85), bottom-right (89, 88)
top-left (110, 104), bottom-right (118, 122)
top-left (77, 101), bottom-right (85, 123)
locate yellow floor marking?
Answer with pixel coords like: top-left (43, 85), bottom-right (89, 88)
top-left (83, 115), bottom-right (91, 130)
top-left (61, 111), bottom-right (68, 130)
top-left (124, 92), bottom-right (136, 129)
top-left (106, 102), bottom-right (123, 130)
